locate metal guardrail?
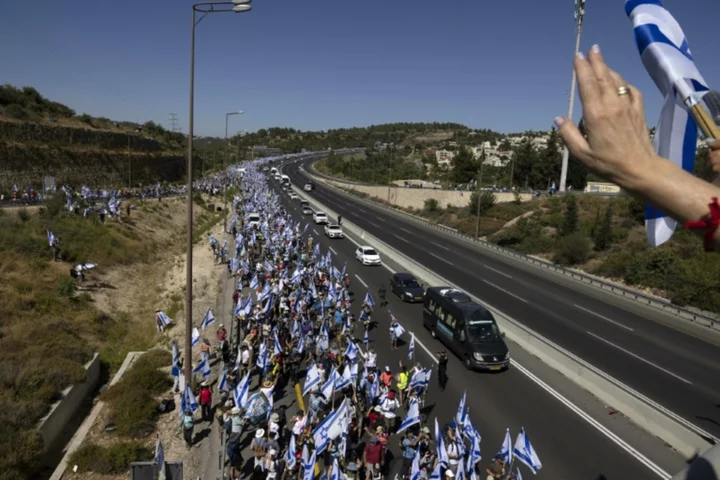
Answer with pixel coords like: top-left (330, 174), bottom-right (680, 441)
top-left (303, 164), bottom-right (720, 331)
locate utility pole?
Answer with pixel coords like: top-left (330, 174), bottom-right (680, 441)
top-left (475, 161), bottom-right (485, 238)
top-left (559, 0), bottom-right (586, 193)
top-left (169, 113), bottom-right (180, 132)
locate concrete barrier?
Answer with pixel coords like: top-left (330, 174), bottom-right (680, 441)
top-left (49, 351), bottom-right (143, 480)
top-left (291, 178), bottom-right (713, 460)
top-left (38, 353), bottom-right (101, 454)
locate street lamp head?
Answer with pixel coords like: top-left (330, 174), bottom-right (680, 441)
top-left (232, 0), bottom-right (252, 4)
top-left (232, 5), bottom-right (252, 12)
top-left (234, 110), bottom-right (244, 115)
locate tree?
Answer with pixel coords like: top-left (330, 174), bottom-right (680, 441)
top-left (470, 190), bottom-right (497, 216)
top-left (594, 205), bottom-right (613, 251)
top-left (424, 199), bottom-right (439, 212)
top-left (560, 195), bottom-right (579, 236)
top-left (627, 197), bottom-right (645, 225)
top-left (513, 140), bottom-right (538, 189)
top-left (450, 147), bottom-right (478, 184)
top-left (536, 128), bottom-right (562, 189)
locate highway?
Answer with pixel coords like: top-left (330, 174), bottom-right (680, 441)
top-left (284, 159), bottom-right (720, 445)
top-left (270, 174), bottom-right (685, 480)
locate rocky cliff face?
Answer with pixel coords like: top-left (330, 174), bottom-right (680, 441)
top-left (0, 120), bottom-right (191, 190)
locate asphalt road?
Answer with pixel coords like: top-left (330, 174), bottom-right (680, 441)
top-left (271, 180), bottom-right (682, 480)
top-left (284, 160), bottom-right (720, 444)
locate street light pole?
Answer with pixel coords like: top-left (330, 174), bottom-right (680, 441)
top-left (224, 111), bottom-right (244, 220)
top-left (184, 0), bottom-right (253, 387)
top-left (559, 0), bottom-right (586, 193)
top-left (475, 161), bottom-right (485, 238)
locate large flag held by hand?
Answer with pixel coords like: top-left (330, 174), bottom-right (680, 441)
top-left (626, 0), bottom-right (709, 246)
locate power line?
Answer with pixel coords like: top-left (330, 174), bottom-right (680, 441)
top-left (169, 113), bottom-right (180, 132)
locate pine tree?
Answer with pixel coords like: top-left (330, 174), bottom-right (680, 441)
top-left (560, 195), bottom-right (579, 236)
top-left (594, 204), bottom-right (613, 251)
top-left (450, 147), bottom-right (478, 184)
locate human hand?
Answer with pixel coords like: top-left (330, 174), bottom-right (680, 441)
top-left (555, 45), bottom-right (657, 190)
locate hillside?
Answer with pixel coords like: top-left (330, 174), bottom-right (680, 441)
top-left (0, 193), bottom-right (226, 480)
top-left (0, 85), bottom-right (197, 193)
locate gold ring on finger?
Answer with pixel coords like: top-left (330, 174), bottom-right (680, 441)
top-left (617, 86), bottom-right (630, 97)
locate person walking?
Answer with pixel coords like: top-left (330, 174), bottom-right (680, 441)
top-left (378, 284), bottom-right (388, 308)
top-left (180, 409), bottom-right (195, 448)
top-left (198, 381), bottom-right (212, 422)
top-left (437, 350), bottom-right (449, 391)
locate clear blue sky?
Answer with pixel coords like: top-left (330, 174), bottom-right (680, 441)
top-left (1, 0), bottom-right (718, 137)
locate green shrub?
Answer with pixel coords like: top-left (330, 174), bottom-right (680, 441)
top-left (56, 276), bottom-right (77, 299)
top-left (424, 198), bottom-right (439, 212)
top-left (69, 441), bottom-right (153, 474)
top-left (559, 195), bottom-right (579, 236)
top-left (469, 190), bottom-right (497, 216)
top-left (17, 209), bottom-right (30, 223)
top-left (552, 233), bottom-right (591, 265)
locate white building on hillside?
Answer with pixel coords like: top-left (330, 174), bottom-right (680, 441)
top-left (436, 149), bottom-right (456, 167)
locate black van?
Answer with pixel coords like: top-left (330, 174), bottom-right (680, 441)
top-left (423, 286), bottom-right (510, 371)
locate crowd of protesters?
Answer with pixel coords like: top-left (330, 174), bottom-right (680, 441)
top-left (169, 162), bottom-right (536, 480)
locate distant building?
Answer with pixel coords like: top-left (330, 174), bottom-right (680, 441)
top-left (253, 145), bottom-right (283, 157)
top-left (436, 149), bottom-right (456, 167)
top-left (584, 181), bottom-right (621, 194)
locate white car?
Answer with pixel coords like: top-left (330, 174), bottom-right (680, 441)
top-left (355, 246), bottom-right (381, 265)
top-left (302, 206), bottom-right (313, 215)
top-left (304, 184), bottom-right (313, 192)
top-left (324, 224), bottom-right (344, 239)
top-left (289, 192), bottom-right (299, 200)
top-left (247, 213), bottom-right (260, 228)
top-left (313, 211), bottom-right (328, 224)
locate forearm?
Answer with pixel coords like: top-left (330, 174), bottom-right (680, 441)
top-left (621, 155), bottom-right (720, 250)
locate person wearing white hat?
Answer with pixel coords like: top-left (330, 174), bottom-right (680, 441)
top-left (444, 469), bottom-right (454, 478)
top-left (251, 429), bottom-right (267, 470)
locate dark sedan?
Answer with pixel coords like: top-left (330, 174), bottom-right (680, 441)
top-left (390, 272), bottom-right (425, 302)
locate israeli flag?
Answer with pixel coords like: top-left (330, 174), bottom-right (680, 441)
top-left (435, 418), bottom-right (449, 469)
top-left (335, 364), bottom-right (353, 391)
top-left (363, 328), bottom-right (369, 347)
top-left (626, 0), bottom-right (709, 246)
top-left (321, 366), bottom-right (338, 400)
top-left (286, 434), bottom-right (297, 470)
top-left (292, 318), bottom-right (300, 337)
top-left (157, 311), bottom-right (173, 327)
top-left (344, 339), bottom-right (360, 361)
top-left (250, 274), bottom-right (259, 290)
top-left (242, 295), bottom-right (253, 315)
top-left (193, 356), bottom-right (211, 378)
top-left (498, 428), bottom-right (513, 465)
top-left (312, 398), bottom-right (350, 454)
top-left (154, 434), bottom-right (166, 480)
top-left (262, 294), bottom-right (274, 314)
top-left (297, 334), bottom-right (305, 355)
top-left (274, 332), bottom-right (283, 356)
top-left (181, 385), bottom-right (199, 413)
top-left (200, 308), bottom-right (215, 330)
top-left (303, 364), bottom-right (322, 396)
top-left (456, 390), bottom-right (468, 426)
top-left (396, 398), bottom-right (421, 434)
top-left (455, 465), bottom-right (466, 480)
top-left (256, 343), bottom-right (268, 370)
top-left (410, 449), bottom-right (422, 480)
top-left (429, 464), bottom-right (442, 480)
top-left (466, 428), bottom-right (482, 471)
top-left (303, 450), bottom-right (316, 480)
top-left (171, 340), bottom-right (181, 369)
top-left (330, 459), bottom-right (341, 480)
top-left (47, 230), bottom-right (56, 247)
top-left (408, 333), bottom-right (415, 360)
top-left (191, 327), bottom-right (201, 347)
top-left (363, 291), bottom-right (375, 308)
top-left (513, 428), bottom-right (542, 474)
top-left (234, 372), bottom-right (251, 408)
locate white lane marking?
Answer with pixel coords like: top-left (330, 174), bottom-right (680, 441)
top-left (431, 241), bottom-right (449, 251)
top-left (357, 208), bottom-right (368, 213)
top-left (376, 217), bottom-right (387, 222)
top-left (482, 280), bottom-right (528, 303)
top-left (430, 252), bottom-right (454, 266)
top-left (512, 361), bottom-right (671, 479)
top-left (329, 247), bottom-right (338, 255)
top-left (575, 305), bottom-right (634, 332)
top-left (367, 221), bottom-right (381, 228)
top-left (399, 227), bottom-right (413, 234)
top-left (483, 264), bottom-right (512, 279)
top-left (393, 234), bottom-right (410, 243)
top-left (586, 331), bottom-right (692, 385)
top-left (313, 229), bottom-right (319, 235)
top-left (354, 275), bottom-right (368, 288)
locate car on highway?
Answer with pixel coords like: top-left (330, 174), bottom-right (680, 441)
top-left (423, 286), bottom-right (509, 371)
top-left (304, 183), bottom-right (314, 192)
top-left (247, 212), bottom-right (261, 228)
top-left (289, 192), bottom-right (299, 200)
top-left (355, 246), bottom-right (381, 266)
top-left (390, 272), bottom-right (425, 302)
top-left (324, 224), bottom-right (344, 239)
top-left (302, 206), bottom-right (313, 215)
top-left (313, 211), bottom-right (329, 224)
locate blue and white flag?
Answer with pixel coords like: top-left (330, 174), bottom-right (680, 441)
top-left (466, 428), bottom-right (482, 471)
top-left (303, 450), bottom-right (316, 480)
top-left (513, 428), bottom-right (542, 474)
top-left (363, 291), bottom-right (375, 308)
top-left (200, 308), bottom-right (215, 330)
top-left (330, 458), bottom-right (341, 480)
top-left (363, 328), bottom-right (369, 347)
top-left (435, 418), bottom-right (449, 469)
top-left (303, 364), bottom-right (322, 396)
top-left (321, 366), bottom-right (338, 400)
top-left (344, 339), bottom-right (360, 361)
top-left (408, 333), bottom-right (415, 360)
top-left (256, 342), bottom-right (268, 370)
top-left (498, 428), bottom-right (513, 465)
top-left (429, 464), bottom-right (442, 480)
top-left (250, 274), bottom-right (259, 289)
top-left (312, 398), bottom-right (350, 454)
top-left (218, 369), bottom-right (228, 392)
top-left (292, 318), bottom-right (300, 337)
top-left (191, 327), bottom-right (201, 347)
top-left (335, 364), bottom-right (353, 391)
top-left (286, 433), bottom-right (297, 470)
top-left (233, 372), bottom-right (251, 408)
top-left (181, 385), bottom-right (199, 414)
top-left (157, 311), bottom-right (173, 327)
top-left (154, 434), bottom-right (166, 480)
top-left (410, 449), bottom-right (422, 480)
top-left (193, 356), bottom-right (211, 378)
top-left (47, 230), bottom-right (57, 247)
top-left (626, 0), bottom-right (709, 246)
top-left (396, 398), bottom-right (421, 434)
top-left (274, 332), bottom-right (283, 356)
top-left (456, 390), bottom-right (468, 426)
top-left (171, 340), bottom-right (181, 369)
